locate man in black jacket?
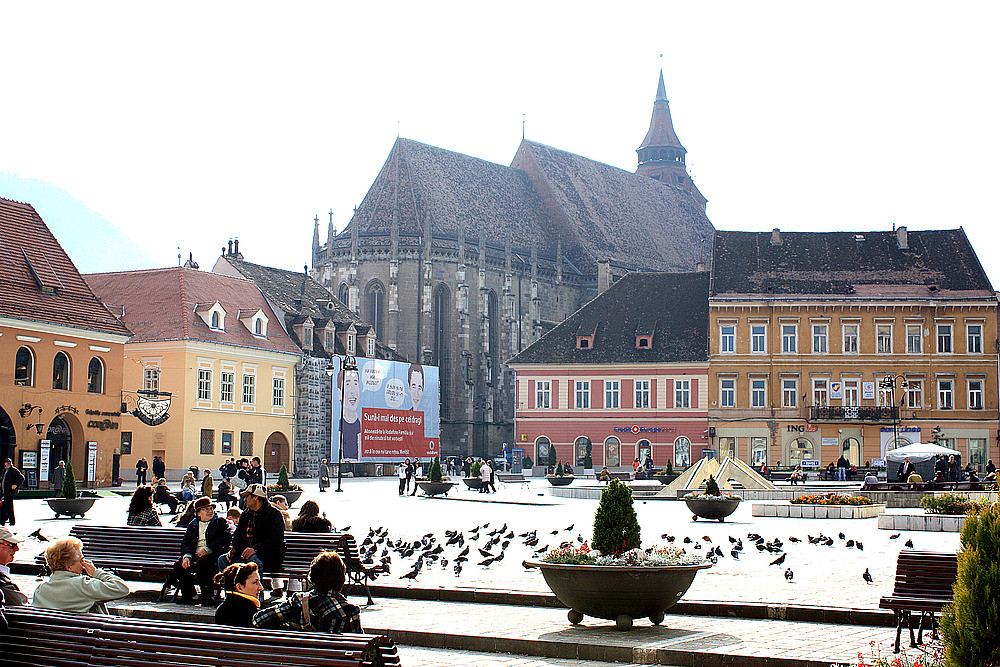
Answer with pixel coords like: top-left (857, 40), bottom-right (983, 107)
top-left (217, 484), bottom-right (285, 581)
top-left (0, 459), bottom-right (24, 526)
top-left (246, 457), bottom-right (265, 486)
top-left (174, 497), bottom-right (231, 605)
top-left (152, 456), bottom-right (166, 480)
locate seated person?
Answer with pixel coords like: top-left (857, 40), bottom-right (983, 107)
top-left (253, 551), bottom-right (362, 633)
top-left (907, 472), bottom-right (924, 484)
top-left (32, 537), bottom-right (129, 613)
top-left (174, 497), bottom-right (231, 605)
top-left (126, 486), bottom-right (161, 526)
top-left (563, 464), bottom-right (574, 476)
top-left (291, 500), bottom-right (332, 533)
top-left (968, 469), bottom-right (980, 483)
top-left (789, 467), bottom-right (803, 485)
top-left (933, 470), bottom-right (947, 483)
top-left (861, 471), bottom-right (879, 489)
top-left (597, 466), bottom-right (611, 483)
top-left (226, 507), bottom-right (241, 531)
top-left (214, 561), bottom-right (264, 627)
top-left (154, 479), bottom-right (179, 513)
top-left (172, 500), bottom-right (198, 528)
top-left (216, 478), bottom-right (238, 508)
top-left (217, 484), bottom-right (285, 591)
top-left (825, 462), bottom-right (836, 480)
top-left (984, 470), bottom-right (997, 483)
top-left (176, 475), bottom-right (197, 503)
top-left (0, 528), bottom-right (28, 605)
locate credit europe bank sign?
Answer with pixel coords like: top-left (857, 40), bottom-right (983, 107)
top-left (614, 425), bottom-right (663, 434)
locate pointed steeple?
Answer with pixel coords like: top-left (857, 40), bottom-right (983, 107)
top-left (638, 70), bottom-right (685, 154)
top-left (655, 69), bottom-right (667, 102)
top-left (311, 214), bottom-right (320, 268)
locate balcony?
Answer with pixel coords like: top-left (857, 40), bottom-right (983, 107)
top-left (809, 405), bottom-right (898, 423)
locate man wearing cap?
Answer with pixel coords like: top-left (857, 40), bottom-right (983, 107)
top-left (218, 484), bottom-right (285, 592)
top-left (0, 528), bottom-right (28, 605)
top-left (1, 459), bottom-right (24, 526)
top-left (175, 497), bottom-right (231, 605)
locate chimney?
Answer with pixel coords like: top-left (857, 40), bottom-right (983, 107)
top-left (597, 259), bottom-right (611, 294)
top-left (896, 226), bottom-right (908, 249)
top-left (234, 238), bottom-right (240, 256)
top-left (183, 252), bottom-right (199, 270)
top-left (227, 239), bottom-right (233, 255)
top-left (771, 228), bottom-right (781, 245)
top-left (696, 261), bottom-right (706, 272)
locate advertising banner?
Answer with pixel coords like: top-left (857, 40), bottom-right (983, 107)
top-left (331, 357), bottom-right (440, 463)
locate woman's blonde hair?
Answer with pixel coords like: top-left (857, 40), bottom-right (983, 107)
top-left (45, 537), bottom-right (83, 571)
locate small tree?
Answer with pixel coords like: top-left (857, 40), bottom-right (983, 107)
top-left (555, 462), bottom-right (565, 477)
top-left (665, 459), bottom-right (673, 475)
top-left (470, 460), bottom-right (482, 478)
top-left (592, 478), bottom-right (641, 556)
top-left (276, 464), bottom-right (291, 490)
top-left (583, 441), bottom-right (593, 469)
top-left (547, 446), bottom-right (557, 468)
top-left (522, 455), bottom-right (533, 469)
top-left (62, 459), bottom-right (77, 499)
top-left (940, 502), bottom-right (1000, 666)
top-left (429, 456), bottom-right (443, 482)
top-left (704, 474), bottom-right (721, 496)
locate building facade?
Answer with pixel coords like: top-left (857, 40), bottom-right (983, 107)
top-left (509, 272), bottom-right (710, 470)
top-left (708, 227), bottom-right (999, 471)
top-left (85, 267), bottom-right (302, 479)
top-left (310, 73), bottom-right (714, 458)
top-left (0, 197), bottom-right (131, 488)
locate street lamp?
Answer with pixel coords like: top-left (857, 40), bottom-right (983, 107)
top-left (879, 374), bottom-right (909, 457)
top-left (327, 355), bottom-right (358, 493)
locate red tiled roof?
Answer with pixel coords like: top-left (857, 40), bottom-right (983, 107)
top-left (0, 196), bottom-right (131, 337)
top-left (84, 267), bottom-right (302, 356)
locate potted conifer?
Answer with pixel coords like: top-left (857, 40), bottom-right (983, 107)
top-left (266, 465), bottom-right (303, 506)
top-left (462, 459), bottom-right (483, 490)
top-left (655, 458), bottom-right (679, 485)
top-left (417, 456), bottom-right (455, 496)
top-left (525, 479), bottom-right (709, 629)
top-left (684, 474), bottom-right (741, 522)
top-left (546, 462), bottom-right (575, 486)
top-left (46, 460), bottom-right (97, 518)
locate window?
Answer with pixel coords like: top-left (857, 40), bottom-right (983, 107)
top-left (720, 378), bottom-right (736, 408)
top-left (574, 437), bottom-right (591, 467)
top-left (877, 324), bottom-right (892, 354)
top-left (878, 386), bottom-right (894, 407)
top-left (254, 318), bottom-right (263, 336)
top-left (782, 379), bottom-right (797, 407)
top-left (325, 331), bottom-right (334, 351)
top-left (143, 367), bottom-right (160, 392)
top-left (675, 379), bottom-right (691, 408)
top-left (200, 429), bottom-right (215, 455)
top-left (842, 324), bottom-right (859, 353)
top-left (968, 380), bottom-right (984, 410)
top-left (535, 436), bottom-right (550, 464)
top-left (812, 378), bottom-right (828, 406)
top-left (751, 437), bottom-right (768, 466)
top-left (221, 372), bottom-right (235, 403)
top-left (638, 439), bottom-right (652, 465)
top-left (52, 351), bottom-right (70, 390)
top-left (197, 369), bottom-right (212, 400)
top-left (605, 381), bottom-right (619, 409)
top-left (338, 283), bottom-right (348, 307)
top-left (367, 337), bottom-right (376, 357)
top-left (347, 332), bottom-right (356, 355)
top-left (86, 357), bottom-right (104, 394)
top-left (844, 380), bottom-right (859, 406)
top-left (120, 431), bottom-right (132, 456)
top-left (812, 324), bottom-right (828, 353)
top-left (14, 346), bottom-right (33, 386)
top-left (575, 381), bottom-right (590, 409)
top-left (906, 380), bottom-right (923, 409)
top-left (273, 377), bottom-right (285, 408)
top-left (969, 438), bottom-right (987, 471)
top-left (789, 437), bottom-right (814, 466)
top-left (906, 324), bottom-right (922, 353)
top-left (222, 432), bottom-right (233, 455)
top-left (634, 380), bottom-right (650, 409)
top-left (673, 437), bottom-right (691, 467)
top-left (367, 281), bottom-right (385, 340)
top-left (433, 284), bottom-right (451, 419)
top-left (750, 379), bottom-right (766, 408)
top-left (937, 324), bottom-right (952, 353)
top-left (719, 436), bottom-right (736, 460)
top-left (535, 380), bottom-right (551, 409)
top-left (243, 373), bottom-right (256, 404)
top-left (211, 311), bottom-right (221, 329)
top-left (720, 325), bottom-right (735, 353)
top-left (967, 324), bottom-right (983, 353)
top-left (604, 437), bottom-right (621, 467)
top-left (751, 325), bottom-right (766, 353)
top-left (240, 431), bottom-right (254, 457)
top-left (938, 379), bottom-right (954, 410)
top-left (781, 324), bottom-right (797, 353)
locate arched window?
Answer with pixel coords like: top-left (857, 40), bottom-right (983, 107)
top-left (604, 436), bottom-right (621, 467)
top-left (433, 284), bottom-right (451, 418)
top-left (484, 290), bottom-right (499, 409)
top-left (574, 436), bottom-right (591, 467)
top-left (842, 437), bottom-right (861, 466)
top-left (338, 283), bottom-right (349, 308)
top-left (366, 281), bottom-right (385, 340)
top-left (673, 436), bottom-right (691, 468)
top-left (211, 311), bottom-right (221, 329)
top-left (87, 357), bottom-right (105, 394)
top-left (789, 437), bottom-right (814, 467)
top-left (638, 439), bottom-right (653, 466)
top-left (14, 346), bottom-right (34, 386)
top-left (52, 352), bottom-right (71, 391)
top-left (254, 319), bottom-right (263, 335)
top-left (535, 436), bottom-right (551, 467)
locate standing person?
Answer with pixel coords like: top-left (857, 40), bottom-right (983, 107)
top-left (0, 528), bottom-right (28, 605)
top-left (0, 459), bottom-right (24, 526)
top-left (50, 460), bottom-right (66, 492)
top-left (152, 456), bottom-right (166, 481)
top-left (410, 459), bottom-right (422, 496)
top-left (318, 459), bottom-right (330, 493)
top-left (836, 454), bottom-right (848, 482)
top-left (403, 458), bottom-right (413, 494)
top-left (987, 459), bottom-right (997, 476)
top-left (217, 484), bottom-right (285, 597)
top-left (397, 461), bottom-right (408, 496)
top-left (214, 561), bottom-right (263, 626)
top-left (934, 454), bottom-right (948, 480)
top-left (463, 457), bottom-right (472, 478)
top-left (175, 497), bottom-right (231, 605)
top-left (126, 486), bottom-right (161, 526)
top-left (479, 460), bottom-right (493, 494)
top-left (247, 457), bottom-right (264, 486)
top-left (947, 455), bottom-right (960, 482)
top-left (201, 468), bottom-right (214, 500)
top-left (253, 551), bottom-right (362, 633)
top-left (899, 456), bottom-right (916, 481)
top-left (135, 457), bottom-right (148, 486)
top-left (32, 537), bottom-right (130, 613)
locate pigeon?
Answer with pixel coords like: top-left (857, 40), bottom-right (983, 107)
top-left (839, 532), bottom-right (846, 541)
top-left (661, 533), bottom-right (671, 540)
top-left (533, 546), bottom-right (548, 555)
top-left (683, 537), bottom-right (692, 544)
top-left (478, 548), bottom-right (493, 558)
top-left (575, 535), bottom-right (584, 544)
top-left (889, 533), bottom-right (901, 540)
top-left (788, 537), bottom-right (800, 543)
top-left (784, 568), bottom-right (793, 582)
top-left (702, 536), bottom-right (712, 543)
top-left (341, 526), bottom-right (351, 532)
top-left (665, 535), bottom-right (675, 543)
top-left (728, 536), bottom-right (737, 544)
top-left (846, 540), bottom-right (855, 548)
top-left (863, 568), bottom-right (873, 584)
top-left (730, 549), bottom-right (740, 560)
top-left (550, 530), bottom-right (559, 535)
top-left (770, 553), bottom-right (786, 566)
top-left (855, 541), bottom-right (864, 551)
top-left (400, 566), bottom-right (420, 580)
top-left (478, 557), bottom-right (497, 567)
top-left (453, 562), bottom-right (463, 576)
top-left (693, 543), bottom-right (702, 550)
top-left (905, 539), bottom-right (914, 548)
top-left (564, 524), bottom-right (574, 532)
top-left (28, 529), bottom-right (48, 542)
top-left (713, 546), bottom-right (724, 557)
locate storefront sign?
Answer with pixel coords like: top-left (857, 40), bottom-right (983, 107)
top-left (862, 382), bottom-right (876, 400)
top-left (880, 427), bottom-right (920, 458)
top-left (21, 451), bottom-right (37, 468)
top-left (800, 459), bottom-right (821, 468)
top-left (872, 459), bottom-right (886, 468)
top-left (786, 425), bottom-right (818, 432)
top-left (87, 441), bottom-right (98, 482)
top-left (614, 425), bottom-right (663, 434)
top-left (86, 418), bottom-right (119, 431)
top-left (821, 436), bottom-right (838, 449)
top-left (39, 441), bottom-right (50, 482)
top-left (829, 382), bottom-right (843, 400)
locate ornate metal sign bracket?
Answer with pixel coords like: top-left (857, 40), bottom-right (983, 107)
top-left (121, 389), bottom-right (172, 427)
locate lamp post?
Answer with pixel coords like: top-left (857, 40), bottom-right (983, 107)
top-left (879, 374), bottom-right (909, 458)
top-left (327, 355), bottom-right (358, 493)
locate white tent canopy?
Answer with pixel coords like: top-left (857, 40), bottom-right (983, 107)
top-left (885, 442), bottom-right (961, 463)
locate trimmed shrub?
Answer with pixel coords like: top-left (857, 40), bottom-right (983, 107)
top-left (555, 462), bottom-right (565, 477)
top-left (704, 474), bottom-right (720, 496)
top-left (940, 502), bottom-right (1000, 666)
top-left (522, 456), bottom-right (533, 469)
top-left (547, 446), bottom-right (557, 468)
top-left (583, 441), bottom-right (593, 469)
top-left (62, 459), bottom-right (77, 499)
top-left (592, 478), bottom-right (641, 556)
top-left (665, 459), bottom-right (673, 475)
top-left (920, 493), bottom-right (985, 516)
top-left (470, 460), bottom-right (482, 478)
top-left (429, 456), bottom-right (443, 482)
top-left (276, 465), bottom-right (290, 489)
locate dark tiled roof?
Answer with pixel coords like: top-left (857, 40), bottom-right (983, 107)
top-left (508, 272), bottom-right (709, 365)
top-left (84, 268), bottom-right (302, 356)
top-left (711, 229), bottom-right (995, 298)
top-left (0, 196), bottom-right (131, 337)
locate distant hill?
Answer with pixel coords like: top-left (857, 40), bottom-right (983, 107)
top-left (0, 173), bottom-right (154, 273)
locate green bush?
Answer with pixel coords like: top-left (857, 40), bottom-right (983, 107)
top-left (277, 465), bottom-right (290, 489)
top-left (555, 462), bottom-right (565, 477)
top-left (665, 459), bottom-right (673, 475)
top-left (940, 502), bottom-right (1000, 666)
top-left (592, 478), bottom-right (641, 556)
top-left (470, 460), bottom-right (482, 478)
top-left (547, 446), bottom-right (557, 468)
top-left (62, 459), bottom-right (77, 499)
top-left (920, 494), bottom-right (985, 516)
top-left (704, 474), bottom-right (720, 496)
top-left (583, 441), bottom-right (593, 469)
top-left (522, 456), bottom-right (533, 469)
top-left (429, 456), bottom-right (443, 482)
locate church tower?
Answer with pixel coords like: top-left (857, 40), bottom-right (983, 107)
top-left (636, 71), bottom-right (707, 209)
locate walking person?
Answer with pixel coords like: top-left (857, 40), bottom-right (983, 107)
top-left (135, 457), bottom-right (148, 486)
top-left (0, 459), bottom-right (24, 526)
top-left (318, 459), bottom-right (330, 492)
top-left (151, 455), bottom-right (166, 481)
top-left (947, 455), bottom-right (960, 482)
top-left (397, 461), bottom-right (408, 496)
top-left (50, 460), bottom-right (66, 492)
top-left (480, 460), bottom-right (493, 494)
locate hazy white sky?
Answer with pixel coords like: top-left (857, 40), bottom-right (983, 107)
top-left (3, 2), bottom-right (999, 283)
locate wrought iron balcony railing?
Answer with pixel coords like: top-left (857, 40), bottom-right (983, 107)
top-left (809, 405), bottom-right (899, 422)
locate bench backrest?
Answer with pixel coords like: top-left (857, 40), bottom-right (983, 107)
top-left (889, 551), bottom-right (958, 600)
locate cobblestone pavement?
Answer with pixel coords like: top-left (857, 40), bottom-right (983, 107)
top-left (396, 646), bottom-right (654, 666)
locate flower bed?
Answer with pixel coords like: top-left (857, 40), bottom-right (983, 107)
top-left (753, 502), bottom-right (884, 519)
top-left (684, 492), bottom-right (741, 501)
top-left (919, 493), bottom-right (989, 515)
top-left (791, 494), bottom-right (873, 506)
top-left (542, 543), bottom-right (704, 567)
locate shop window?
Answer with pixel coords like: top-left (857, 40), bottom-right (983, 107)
top-left (751, 437), bottom-right (768, 467)
top-left (673, 436), bottom-right (690, 467)
top-left (969, 438), bottom-right (986, 471)
top-left (574, 437), bottom-right (591, 467)
top-left (604, 437), bottom-right (621, 467)
top-left (789, 437), bottom-right (814, 466)
top-left (638, 439), bottom-right (653, 466)
top-left (718, 437), bottom-right (736, 460)
top-left (535, 436), bottom-right (550, 465)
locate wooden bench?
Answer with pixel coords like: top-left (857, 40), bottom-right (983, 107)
top-left (4, 606), bottom-right (400, 666)
top-left (496, 472), bottom-right (528, 487)
top-left (878, 550), bottom-right (958, 653)
top-left (863, 481), bottom-right (987, 492)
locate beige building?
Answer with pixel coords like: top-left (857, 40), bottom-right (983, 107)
top-left (86, 267), bottom-right (302, 479)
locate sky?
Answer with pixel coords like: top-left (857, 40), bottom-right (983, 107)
top-left (2, 2), bottom-right (999, 283)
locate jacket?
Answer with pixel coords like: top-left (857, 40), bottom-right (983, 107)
top-left (32, 568), bottom-right (130, 613)
top-left (245, 466), bottom-right (264, 486)
top-left (0, 566), bottom-right (28, 605)
top-left (232, 502), bottom-right (285, 571)
top-left (1, 466), bottom-right (24, 497)
top-left (214, 592), bottom-right (259, 627)
top-left (50, 465), bottom-right (66, 490)
top-left (182, 516), bottom-right (232, 560)
top-left (152, 459), bottom-right (165, 478)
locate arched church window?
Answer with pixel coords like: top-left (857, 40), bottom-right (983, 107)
top-left (433, 284), bottom-right (451, 418)
top-left (338, 283), bottom-right (349, 308)
top-left (366, 281), bottom-right (385, 340)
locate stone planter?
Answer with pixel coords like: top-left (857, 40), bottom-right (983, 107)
top-left (268, 489), bottom-right (302, 507)
top-left (878, 513), bottom-right (968, 532)
top-left (684, 497), bottom-right (741, 522)
top-left (461, 477), bottom-right (483, 490)
top-left (655, 473), bottom-right (680, 485)
top-left (524, 560), bottom-right (710, 630)
top-left (752, 502), bottom-right (884, 519)
top-left (417, 481), bottom-right (455, 496)
top-left (546, 476), bottom-right (575, 486)
top-left (46, 497), bottom-right (97, 519)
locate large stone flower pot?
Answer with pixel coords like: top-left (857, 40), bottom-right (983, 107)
top-left (46, 497), bottom-right (97, 519)
top-left (417, 481), bottom-right (455, 496)
top-left (654, 473), bottom-right (680, 485)
top-left (524, 560), bottom-right (710, 630)
top-left (685, 497), bottom-right (741, 522)
top-left (268, 490), bottom-right (302, 507)
top-left (462, 477), bottom-right (483, 490)
top-left (546, 476), bottom-right (575, 486)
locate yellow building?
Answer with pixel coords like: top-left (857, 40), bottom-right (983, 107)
top-left (708, 228), bottom-right (999, 472)
top-left (86, 267), bottom-right (302, 479)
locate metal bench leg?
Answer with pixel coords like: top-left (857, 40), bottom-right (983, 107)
top-left (907, 610), bottom-right (918, 648)
top-left (893, 610), bottom-right (908, 654)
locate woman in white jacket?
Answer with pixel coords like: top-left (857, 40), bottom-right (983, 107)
top-left (32, 537), bottom-right (129, 614)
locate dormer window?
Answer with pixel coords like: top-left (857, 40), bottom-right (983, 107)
top-left (347, 332), bottom-right (356, 355)
top-left (636, 336), bottom-right (652, 349)
top-left (211, 312), bottom-right (221, 329)
top-left (254, 319), bottom-right (263, 335)
top-left (576, 336), bottom-right (593, 349)
top-left (367, 336), bottom-right (376, 357)
top-left (238, 309), bottom-right (268, 338)
top-left (196, 302), bottom-right (228, 331)
top-left (576, 321), bottom-right (598, 350)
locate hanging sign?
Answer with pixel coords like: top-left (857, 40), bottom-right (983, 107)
top-left (862, 382), bottom-right (876, 400)
top-left (39, 440), bottom-right (51, 482)
top-left (829, 382), bottom-right (843, 400)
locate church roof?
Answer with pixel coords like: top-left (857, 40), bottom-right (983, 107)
top-left (508, 271), bottom-right (710, 365)
top-left (637, 70), bottom-right (685, 151)
top-left (711, 228), bottom-right (995, 298)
